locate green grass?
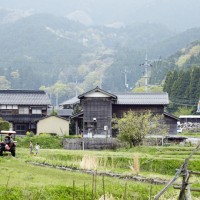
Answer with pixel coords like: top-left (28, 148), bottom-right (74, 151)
top-left (16, 134), bottom-right (63, 149)
top-left (14, 145), bottom-right (200, 176)
top-left (179, 131), bottom-right (200, 137)
top-left (0, 156), bottom-right (174, 200)
top-left (1, 136), bottom-right (200, 199)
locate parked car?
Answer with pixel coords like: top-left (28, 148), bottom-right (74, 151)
top-left (0, 130), bottom-right (16, 157)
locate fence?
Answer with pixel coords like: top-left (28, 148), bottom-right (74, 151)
top-left (154, 143), bottom-right (200, 200)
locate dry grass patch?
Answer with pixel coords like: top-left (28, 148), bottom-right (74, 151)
top-left (129, 154), bottom-right (140, 175)
top-left (80, 154), bottom-right (99, 170)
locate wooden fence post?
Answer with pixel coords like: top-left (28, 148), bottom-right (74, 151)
top-left (154, 143), bottom-right (200, 200)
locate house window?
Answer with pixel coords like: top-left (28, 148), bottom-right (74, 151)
top-left (19, 107), bottom-right (29, 114)
top-left (32, 109), bottom-right (42, 114)
top-left (0, 110), bottom-right (12, 115)
top-left (7, 105), bottom-right (12, 109)
top-left (0, 105), bottom-right (6, 109)
top-left (13, 105), bottom-right (18, 109)
top-left (15, 124), bottom-right (27, 135)
top-left (0, 105), bottom-right (18, 109)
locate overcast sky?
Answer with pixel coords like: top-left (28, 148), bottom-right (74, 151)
top-left (1, 0), bottom-right (200, 31)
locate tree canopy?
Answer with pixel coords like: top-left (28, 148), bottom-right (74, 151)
top-left (163, 66), bottom-right (200, 114)
top-left (113, 111), bottom-right (167, 147)
top-left (0, 118), bottom-right (10, 131)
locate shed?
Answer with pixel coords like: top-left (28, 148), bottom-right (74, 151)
top-left (37, 116), bottom-right (69, 136)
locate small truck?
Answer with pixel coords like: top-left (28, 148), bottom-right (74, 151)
top-left (0, 130), bottom-right (16, 157)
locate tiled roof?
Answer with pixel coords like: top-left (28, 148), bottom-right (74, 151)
top-left (61, 90), bottom-right (169, 106)
top-left (0, 90), bottom-right (51, 105)
top-left (47, 108), bottom-right (73, 116)
top-left (164, 112), bottom-right (179, 120)
top-left (58, 109), bottom-right (73, 116)
top-left (38, 115), bottom-right (69, 122)
top-left (115, 93), bottom-right (169, 105)
top-left (60, 96), bottom-right (80, 106)
top-left (78, 86), bottom-right (117, 99)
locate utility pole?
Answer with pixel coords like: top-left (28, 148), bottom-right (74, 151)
top-left (75, 79), bottom-right (78, 97)
top-left (140, 55), bottom-right (152, 92)
top-left (197, 100), bottom-right (200, 113)
top-left (99, 76), bottom-right (102, 89)
top-left (56, 92), bottom-right (58, 108)
top-left (122, 66), bottom-right (130, 91)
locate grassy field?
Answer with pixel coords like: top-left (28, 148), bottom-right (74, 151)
top-left (0, 135), bottom-right (200, 199)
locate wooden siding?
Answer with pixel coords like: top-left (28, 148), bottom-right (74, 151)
top-left (112, 104), bottom-right (164, 118)
top-left (0, 105), bottom-right (48, 135)
top-left (81, 97), bottom-right (112, 135)
top-left (164, 115), bottom-right (178, 134)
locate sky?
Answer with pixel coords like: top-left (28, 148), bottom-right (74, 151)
top-left (1, 0), bottom-right (200, 31)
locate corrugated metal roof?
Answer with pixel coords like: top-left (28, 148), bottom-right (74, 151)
top-left (0, 90), bottom-right (51, 105)
top-left (115, 93), bottom-right (169, 105)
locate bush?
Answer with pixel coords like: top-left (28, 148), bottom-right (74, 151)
top-left (39, 133), bottom-right (57, 136)
top-left (26, 131), bottom-right (34, 137)
top-left (16, 135), bottom-right (63, 149)
top-left (63, 135), bottom-right (82, 139)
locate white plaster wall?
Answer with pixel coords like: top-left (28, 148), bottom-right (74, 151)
top-left (37, 116), bottom-right (69, 136)
top-left (85, 92), bottom-right (110, 98)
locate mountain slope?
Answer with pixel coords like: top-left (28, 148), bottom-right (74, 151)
top-left (0, 11), bottom-right (200, 104)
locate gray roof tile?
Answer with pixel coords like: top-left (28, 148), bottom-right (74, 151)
top-left (0, 90), bottom-right (51, 105)
top-left (114, 93), bottom-right (169, 105)
top-left (60, 96), bottom-right (80, 106)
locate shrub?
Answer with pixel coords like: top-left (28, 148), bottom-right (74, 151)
top-left (16, 135), bottom-right (63, 149)
top-left (26, 131), bottom-right (34, 137)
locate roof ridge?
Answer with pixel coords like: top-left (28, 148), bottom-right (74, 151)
top-left (0, 90), bottom-right (45, 94)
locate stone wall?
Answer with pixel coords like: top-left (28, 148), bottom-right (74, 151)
top-left (142, 137), bottom-right (163, 146)
top-left (63, 138), bottom-right (122, 150)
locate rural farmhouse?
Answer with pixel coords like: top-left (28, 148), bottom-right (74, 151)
top-left (61, 87), bottom-right (178, 137)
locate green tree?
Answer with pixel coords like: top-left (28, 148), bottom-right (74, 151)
top-left (0, 118), bottom-right (10, 130)
top-left (163, 71), bottom-right (174, 95)
top-left (113, 111), bottom-right (167, 147)
top-left (50, 107), bottom-right (58, 116)
top-left (133, 85), bottom-right (163, 92)
top-left (189, 66), bottom-right (200, 104)
top-left (0, 76), bottom-right (11, 89)
top-left (175, 70), bottom-right (190, 100)
top-left (173, 106), bottom-right (193, 117)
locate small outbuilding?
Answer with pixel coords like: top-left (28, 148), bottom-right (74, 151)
top-left (37, 116), bottom-right (69, 136)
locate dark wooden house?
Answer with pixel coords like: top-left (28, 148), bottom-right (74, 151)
top-left (61, 87), bottom-right (178, 137)
top-left (0, 90), bottom-right (51, 135)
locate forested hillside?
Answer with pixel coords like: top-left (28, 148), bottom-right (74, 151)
top-left (162, 41), bottom-right (200, 114)
top-left (0, 9), bottom-right (200, 105)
